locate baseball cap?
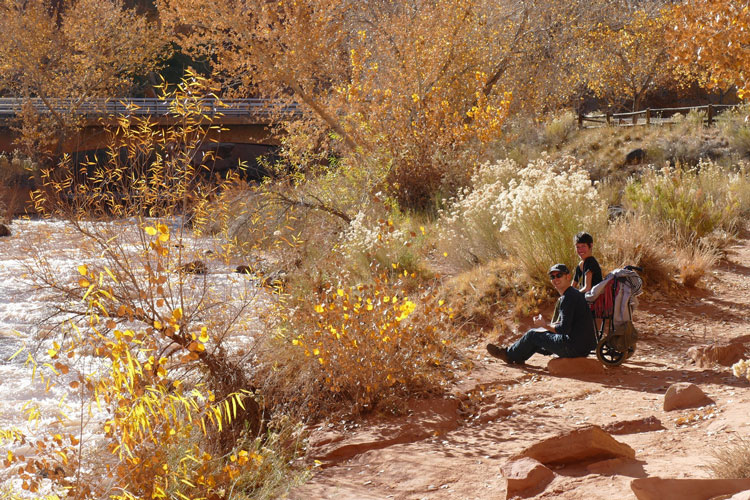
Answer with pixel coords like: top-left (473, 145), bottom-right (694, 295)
top-left (548, 263), bottom-right (570, 275)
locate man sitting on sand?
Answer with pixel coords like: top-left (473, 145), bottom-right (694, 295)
top-left (487, 263), bottom-right (597, 364)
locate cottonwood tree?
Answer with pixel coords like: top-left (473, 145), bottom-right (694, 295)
top-left (159, 0), bottom-right (516, 211)
top-left (0, 0), bottom-right (167, 160)
top-left (668, 0), bottom-right (750, 99)
top-left (576, 6), bottom-right (675, 111)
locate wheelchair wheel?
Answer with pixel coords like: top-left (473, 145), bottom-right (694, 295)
top-left (624, 345), bottom-right (636, 360)
top-left (596, 338), bottom-right (625, 366)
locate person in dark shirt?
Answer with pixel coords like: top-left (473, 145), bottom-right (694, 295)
top-left (487, 263), bottom-right (596, 364)
top-left (571, 232), bottom-right (602, 293)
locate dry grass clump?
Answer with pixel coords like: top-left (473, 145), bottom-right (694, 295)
top-left (439, 258), bottom-right (523, 331)
top-left (601, 213), bottom-right (722, 290)
top-left (707, 437), bottom-right (750, 479)
top-left (601, 214), bottom-right (678, 290)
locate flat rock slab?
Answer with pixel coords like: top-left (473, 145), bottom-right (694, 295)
top-left (547, 357), bottom-right (604, 376)
top-left (510, 425), bottom-right (635, 466)
top-left (602, 416), bottom-right (665, 435)
top-left (664, 382), bottom-right (713, 411)
top-left (502, 457), bottom-right (554, 499)
top-left (631, 478), bottom-right (750, 500)
top-left (728, 491), bottom-right (750, 500)
top-left (688, 343), bottom-right (747, 367)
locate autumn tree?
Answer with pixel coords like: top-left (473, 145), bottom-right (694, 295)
top-left (158, 0), bottom-right (518, 210)
top-left (668, 0), bottom-right (750, 99)
top-left (576, 6), bottom-right (675, 111)
top-left (0, 0), bottom-right (168, 160)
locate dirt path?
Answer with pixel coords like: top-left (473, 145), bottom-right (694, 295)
top-left (288, 231), bottom-right (750, 499)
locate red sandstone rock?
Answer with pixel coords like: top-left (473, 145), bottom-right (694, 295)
top-left (586, 457), bottom-right (630, 475)
top-left (630, 477), bottom-right (750, 500)
top-left (688, 343), bottom-right (747, 367)
top-left (510, 425), bottom-right (635, 466)
top-left (602, 416), bottom-right (665, 435)
top-left (501, 457), bottom-right (554, 499)
top-left (663, 382), bottom-right (712, 411)
top-left (547, 357), bottom-right (605, 376)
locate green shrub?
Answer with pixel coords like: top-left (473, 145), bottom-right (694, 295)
top-left (624, 161), bottom-right (741, 241)
top-left (717, 105), bottom-right (750, 157)
top-left (542, 110), bottom-right (579, 149)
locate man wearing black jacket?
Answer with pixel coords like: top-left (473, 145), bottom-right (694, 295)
top-left (487, 263), bottom-right (596, 364)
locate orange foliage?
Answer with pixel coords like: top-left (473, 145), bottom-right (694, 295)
top-left (668, 0), bottom-right (750, 99)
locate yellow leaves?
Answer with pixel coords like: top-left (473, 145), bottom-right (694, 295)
top-left (187, 341), bottom-right (205, 353)
top-left (77, 264), bottom-right (88, 276)
top-left (198, 327), bottom-right (209, 343)
top-left (144, 226), bottom-right (157, 236)
top-left (47, 342), bottom-right (60, 359)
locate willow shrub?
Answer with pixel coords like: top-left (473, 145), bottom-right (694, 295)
top-left (439, 155), bottom-right (607, 285)
top-left (261, 217), bottom-right (455, 418)
top-left (624, 161), bottom-right (742, 242)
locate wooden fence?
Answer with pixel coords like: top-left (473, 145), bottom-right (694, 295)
top-left (578, 104), bottom-right (740, 128)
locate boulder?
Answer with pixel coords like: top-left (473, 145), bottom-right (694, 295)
top-left (625, 148), bottom-right (646, 165)
top-left (510, 425), bottom-right (635, 466)
top-left (547, 357), bottom-right (604, 376)
top-left (663, 382), bottom-right (712, 411)
top-left (502, 457), bottom-right (554, 499)
top-left (603, 416), bottom-right (665, 435)
top-left (0, 223), bottom-right (10, 237)
top-left (631, 478), bottom-right (750, 500)
top-left (688, 343), bottom-right (747, 368)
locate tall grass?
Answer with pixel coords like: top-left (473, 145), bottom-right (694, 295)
top-left (624, 161), bottom-right (741, 242)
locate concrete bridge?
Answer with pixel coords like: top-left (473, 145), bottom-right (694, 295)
top-left (0, 97), bottom-right (299, 154)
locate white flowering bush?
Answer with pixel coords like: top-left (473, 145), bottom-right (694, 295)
top-left (733, 359), bottom-right (750, 381)
top-left (437, 159), bottom-right (519, 269)
top-left (439, 155), bottom-right (607, 283)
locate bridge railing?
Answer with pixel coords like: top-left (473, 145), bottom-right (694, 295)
top-left (0, 97), bottom-right (302, 120)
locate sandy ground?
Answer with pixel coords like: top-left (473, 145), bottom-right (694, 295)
top-left (288, 230), bottom-right (750, 500)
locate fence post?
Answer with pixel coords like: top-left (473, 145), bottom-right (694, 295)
top-left (606, 112), bottom-right (612, 126)
top-left (578, 110), bottom-right (584, 129)
top-left (646, 108), bottom-right (651, 126)
top-left (707, 104), bottom-right (714, 126)
top-left (632, 112), bottom-right (638, 125)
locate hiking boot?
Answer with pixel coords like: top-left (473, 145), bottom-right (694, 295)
top-left (486, 343), bottom-right (512, 363)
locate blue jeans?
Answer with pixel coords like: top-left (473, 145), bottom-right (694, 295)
top-left (506, 328), bottom-right (582, 363)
